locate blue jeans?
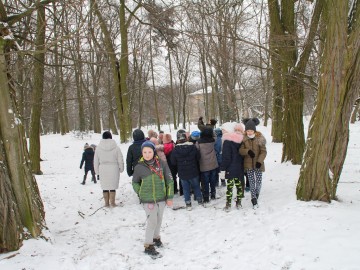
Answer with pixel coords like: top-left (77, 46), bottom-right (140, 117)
top-left (201, 169), bottom-right (217, 198)
top-left (180, 177), bottom-right (202, 204)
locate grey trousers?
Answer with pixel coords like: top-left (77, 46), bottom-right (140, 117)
top-left (143, 201), bottom-right (166, 246)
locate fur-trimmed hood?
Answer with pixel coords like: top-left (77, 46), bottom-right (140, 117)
top-left (222, 132), bottom-right (244, 144)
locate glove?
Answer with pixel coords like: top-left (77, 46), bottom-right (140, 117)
top-left (219, 171), bottom-right (226, 179)
top-left (248, 150), bottom-right (255, 158)
top-left (256, 162), bottom-right (262, 169)
top-left (199, 116), bottom-right (203, 121)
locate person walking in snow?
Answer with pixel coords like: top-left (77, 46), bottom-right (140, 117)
top-left (219, 123), bottom-right (245, 211)
top-left (80, 143), bottom-right (97, 185)
top-left (94, 131), bottom-right (124, 207)
top-left (126, 129), bottom-right (146, 177)
top-left (239, 118), bottom-right (267, 208)
top-left (170, 129), bottom-right (203, 210)
top-left (132, 141), bottom-right (174, 257)
top-left (196, 126), bottom-right (218, 202)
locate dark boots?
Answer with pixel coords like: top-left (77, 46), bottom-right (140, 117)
top-left (251, 197), bottom-right (258, 208)
top-left (144, 244), bottom-right (160, 256)
top-left (81, 176), bottom-right (86, 185)
top-left (153, 238), bottom-right (163, 247)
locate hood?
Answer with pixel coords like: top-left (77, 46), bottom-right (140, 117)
top-left (222, 132), bottom-right (243, 144)
top-left (97, 139), bottom-right (118, 151)
top-left (133, 129), bottom-right (145, 141)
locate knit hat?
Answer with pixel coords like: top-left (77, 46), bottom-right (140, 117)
top-left (84, 143), bottom-right (89, 149)
top-left (141, 141), bottom-right (156, 152)
top-left (102, 131), bottom-right (112, 139)
top-left (176, 129), bottom-right (187, 141)
top-left (133, 129), bottom-right (145, 141)
top-left (243, 118), bottom-right (260, 131)
top-left (190, 130), bottom-right (200, 141)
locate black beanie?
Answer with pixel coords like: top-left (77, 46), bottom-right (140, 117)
top-left (102, 131), bottom-right (112, 139)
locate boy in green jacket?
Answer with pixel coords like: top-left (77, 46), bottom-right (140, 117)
top-left (132, 141), bottom-right (174, 258)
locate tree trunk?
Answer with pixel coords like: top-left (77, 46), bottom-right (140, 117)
top-left (119, 0), bottom-right (131, 141)
top-left (29, 6), bottom-right (46, 174)
top-left (296, 0), bottom-right (359, 201)
top-left (168, 49), bottom-right (177, 129)
top-left (0, 36), bottom-right (45, 253)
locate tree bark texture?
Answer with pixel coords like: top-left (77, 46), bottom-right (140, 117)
top-left (0, 37), bottom-right (45, 253)
top-left (297, 0), bottom-right (359, 201)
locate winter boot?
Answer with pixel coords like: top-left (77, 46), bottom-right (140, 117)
top-left (251, 197), bottom-right (258, 209)
top-left (224, 202), bottom-right (231, 212)
top-left (109, 191), bottom-right (117, 207)
top-left (92, 175), bottom-right (97, 184)
top-left (103, 191), bottom-right (110, 207)
top-left (203, 196), bottom-right (210, 203)
top-left (236, 199), bottom-right (242, 209)
top-left (186, 203), bottom-right (192, 211)
top-left (211, 193), bottom-right (216, 200)
top-left (153, 238), bottom-right (163, 247)
top-left (81, 176), bottom-right (86, 185)
top-left (144, 244), bottom-right (160, 256)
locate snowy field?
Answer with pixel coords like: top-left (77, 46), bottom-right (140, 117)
top-left (1, 122), bottom-right (359, 270)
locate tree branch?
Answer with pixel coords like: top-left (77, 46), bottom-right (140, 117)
top-left (6, 0), bottom-right (58, 26)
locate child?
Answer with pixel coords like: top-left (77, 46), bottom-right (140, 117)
top-left (219, 123), bottom-right (245, 211)
top-left (171, 130), bottom-right (202, 210)
top-left (239, 118), bottom-right (267, 208)
top-left (79, 143), bottom-right (96, 185)
top-left (196, 127), bottom-right (218, 202)
top-left (132, 141), bottom-right (174, 258)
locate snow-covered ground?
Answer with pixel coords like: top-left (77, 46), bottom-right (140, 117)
top-left (1, 122), bottom-right (359, 270)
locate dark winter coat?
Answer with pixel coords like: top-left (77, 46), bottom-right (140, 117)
top-left (221, 132), bottom-right (244, 180)
top-left (126, 129), bottom-right (146, 176)
top-left (170, 141), bottom-right (201, 180)
top-left (196, 127), bottom-right (218, 172)
top-left (132, 157), bottom-right (174, 203)
top-left (80, 147), bottom-right (95, 171)
top-left (239, 132), bottom-right (267, 172)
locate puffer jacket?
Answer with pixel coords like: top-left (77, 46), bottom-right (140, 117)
top-left (132, 157), bottom-right (174, 203)
top-left (239, 132), bottom-right (267, 172)
top-left (221, 132), bottom-right (244, 179)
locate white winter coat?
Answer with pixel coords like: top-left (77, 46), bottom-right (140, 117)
top-left (94, 139), bottom-right (124, 190)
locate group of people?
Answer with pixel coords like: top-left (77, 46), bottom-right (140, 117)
top-left (78, 116), bottom-right (267, 258)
